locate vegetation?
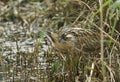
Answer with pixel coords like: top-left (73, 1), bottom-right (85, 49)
top-left (0, 0), bottom-right (120, 82)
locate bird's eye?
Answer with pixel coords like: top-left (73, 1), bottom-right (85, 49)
top-left (60, 34), bottom-right (66, 40)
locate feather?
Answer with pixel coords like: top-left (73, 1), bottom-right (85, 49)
top-left (47, 28), bottom-right (100, 55)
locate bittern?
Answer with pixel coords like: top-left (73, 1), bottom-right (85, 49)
top-left (47, 28), bottom-right (100, 55)
top-left (46, 27), bottom-right (102, 82)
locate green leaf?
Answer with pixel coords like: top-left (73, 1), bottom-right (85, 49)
top-left (51, 60), bottom-right (61, 74)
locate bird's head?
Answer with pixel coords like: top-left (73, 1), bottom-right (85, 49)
top-left (47, 31), bottom-right (75, 53)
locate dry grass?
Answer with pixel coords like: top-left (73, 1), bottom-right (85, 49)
top-left (0, 0), bottom-right (120, 82)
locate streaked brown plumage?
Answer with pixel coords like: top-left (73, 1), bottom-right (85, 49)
top-left (47, 27), bottom-right (101, 81)
top-left (47, 28), bottom-right (100, 55)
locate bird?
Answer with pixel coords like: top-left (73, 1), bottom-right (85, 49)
top-left (46, 27), bottom-right (102, 82)
top-left (47, 27), bottom-right (101, 56)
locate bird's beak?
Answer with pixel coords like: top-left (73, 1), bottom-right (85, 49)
top-left (47, 31), bottom-right (56, 42)
top-left (47, 31), bottom-right (51, 36)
